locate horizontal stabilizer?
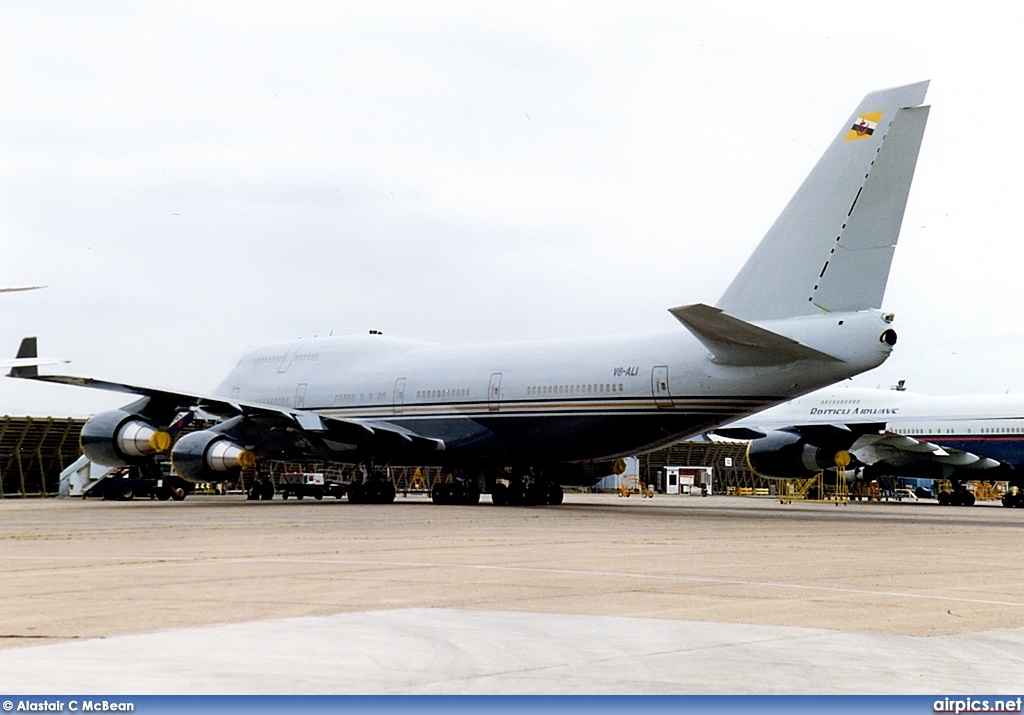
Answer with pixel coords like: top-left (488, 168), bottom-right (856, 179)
top-left (669, 303), bottom-right (841, 366)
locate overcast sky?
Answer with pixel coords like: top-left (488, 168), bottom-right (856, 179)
top-left (2, 3), bottom-right (1023, 416)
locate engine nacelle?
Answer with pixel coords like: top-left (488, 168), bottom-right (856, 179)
top-left (547, 459), bottom-right (628, 486)
top-left (80, 410), bottom-right (172, 467)
top-left (171, 430), bottom-right (255, 483)
top-left (747, 430), bottom-right (846, 479)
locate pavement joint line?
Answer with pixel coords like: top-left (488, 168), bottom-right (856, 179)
top-left (3, 554), bottom-right (1022, 609)
top-left (422, 631), bottom-right (835, 687)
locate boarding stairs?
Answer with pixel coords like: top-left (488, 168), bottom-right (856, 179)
top-left (58, 455), bottom-right (116, 498)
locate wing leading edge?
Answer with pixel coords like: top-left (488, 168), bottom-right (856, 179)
top-left (8, 344), bottom-right (444, 459)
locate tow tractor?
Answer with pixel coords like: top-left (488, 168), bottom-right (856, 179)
top-left (90, 465), bottom-right (191, 501)
top-left (1003, 485), bottom-right (1024, 508)
top-left (278, 472), bottom-right (345, 500)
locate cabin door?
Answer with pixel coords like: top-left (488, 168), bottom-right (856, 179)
top-left (488, 373), bottom-right (503, 411)
top-left (651, 366), bottom-right (672, 407)
top-left (393, 377), bottom-right (407, 414)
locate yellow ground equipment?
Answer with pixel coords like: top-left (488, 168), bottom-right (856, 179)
top-left (779, 451), bottom-right (848, 505)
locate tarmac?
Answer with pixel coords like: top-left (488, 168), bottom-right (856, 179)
top-left (1, 494), bottom-right (1022, 693)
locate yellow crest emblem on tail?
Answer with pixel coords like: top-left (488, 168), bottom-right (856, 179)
top-left (845, 111), bottom-right (882, 141)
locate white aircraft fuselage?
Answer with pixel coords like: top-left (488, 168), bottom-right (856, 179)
top-left (733, 387), bottom-right (1024, 471)
top-left (216, 309), bottom-right (895, 467)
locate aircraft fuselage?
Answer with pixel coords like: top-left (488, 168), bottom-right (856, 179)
top-left (214, 309), bottom-right (894, 467)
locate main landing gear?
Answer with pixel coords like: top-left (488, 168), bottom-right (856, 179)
top-left (246, 479), bottom-right (275, 501)
top-left (348, 465), bottom-right (396, 504)
top-left (1002, 485), bottom-right (1024, 508)
top-left (489, 477), bottom-right (563, 507)
top-left (348, 478), bottom-right (397, 504)
top-left (937, 484), bottom-right (975, 507)
top-left (431, 480), bottom-right (481, 506)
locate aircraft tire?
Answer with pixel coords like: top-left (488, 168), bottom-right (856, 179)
top-left (348, 483), bottom-right (364, 504)
top-left (546, 483), bottom-right (564, 506)
top-left (506, 482), bottom-right (527, 506)
top-left (523, 483), bottom-right (545, 506)
top-left (260, 481), bottom-right (275, 500)
top-left (430, 483), bottom-right (445, 505)
top-left (937, 491), bottom-right (951, 506)
top-left (380, 482), bottom-right (397, 504)
top-left (490, 483), bottom-right (508, 506)
top-left (247, 485), bottom-right (260, 500)
top-left (960, 491), bottom-right (976, 507)
top-left (463, 483), bottom-right (480, 506)
top-left (440, 484), bottom-right (454, 504)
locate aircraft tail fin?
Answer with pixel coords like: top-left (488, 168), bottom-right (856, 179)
top-left (716, 82), bottom-right (930, 321)
top-left (11, 337), bottom-right (38, 378)
top-left (4, 337), bottom-right (69, 377)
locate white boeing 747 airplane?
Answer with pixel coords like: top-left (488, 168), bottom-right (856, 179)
top-left (11, 82), bottom-right (931, 505)
top-left (715, 385), bottom-right (1024, 508)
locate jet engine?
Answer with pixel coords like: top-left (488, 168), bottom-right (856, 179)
top-left (547, 458), bottom-right (629, 486)
top-left (80, 409), bottom-right (172, 467)
top-left (747, 430), bottom-right (850, 479)
top-left (171, 430), bottom-right (256, 483)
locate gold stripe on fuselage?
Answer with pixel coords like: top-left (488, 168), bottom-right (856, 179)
top-left (313, 397), bottom-right (764, 420)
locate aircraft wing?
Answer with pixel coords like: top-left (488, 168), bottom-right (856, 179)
top-left (9, 361), bottom-right (444, 460)
top-left (849, 432), bottom-right (1000, 472)
top-left (0, 285), bottom-right (46, 293)
top-left (713, 421), bottom-right (1004, 479)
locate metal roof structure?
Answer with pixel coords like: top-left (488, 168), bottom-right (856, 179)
top-left (0, 416), bottom-right (86, 497)
top-left (638, 440), bottom-right (768, 493)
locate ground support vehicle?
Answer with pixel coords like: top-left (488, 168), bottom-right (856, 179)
top-left (274, 472), bottom-right (348, 500)
top-left (87, 466), bottom-right (191, 501)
